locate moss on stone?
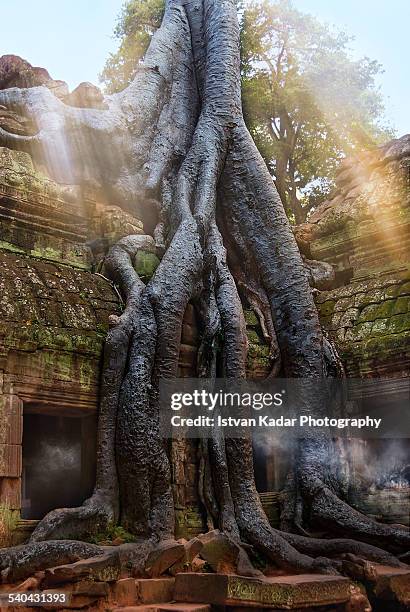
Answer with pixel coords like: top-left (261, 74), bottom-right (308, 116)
top-left (246, 329), bottom-right (261, 344)
top-left (0, 241), bottom-right (25, 255)
top-left (348, 321), bottom-right (373, 342)
top-left (247, 355), bottom-right (271, 370)
top-left (244, 309), bottom-right (258, 327)
top-left (370, 318), bottom-right (389, 337)
top-left (134, 251), bottom-right (160, 281)
top-left (29, 245), bottom-right (90, 270)
top-left (88, 523), bottom-right (137, 545)
top-left (387, 313), bottom-right (410, 334)
top-left (391, 296), bottom-right (410, 315)
top-left (399, 281), bottom-right (410, 295)
top-left (357, 331), bottom-right (410, 360)
top-left (175, 506), bottom-right (204, 539)
top-left (79, 361), bottom-right (95, 390)
top-left (358, 300), bottom-right (394, 323)
top-left (318, 300), bottom-right (335, 318)
top-left (385, 284), bottom-right (402, 299)
top-left (248, 342), bottom-right (270, 359)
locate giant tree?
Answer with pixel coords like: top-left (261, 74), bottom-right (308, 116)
top-left (0, 0), bottom-right (408, 582)
top-left (101, 0), bottom-right (392, 224)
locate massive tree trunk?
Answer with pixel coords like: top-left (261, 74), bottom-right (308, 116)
top-left (0, 0), bottom-right (408, 582)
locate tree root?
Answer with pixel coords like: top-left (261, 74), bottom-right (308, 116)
top-left (0, 541), bottom-right (103, 584)
top-left (29, 496), bottom-right (115, 544)
top-left (308, 483), bottom-right (410, 553)
top-left (0, 538), bottom-right (191, 585)
top-left (279, 531), bottom-right (406, 568)
top-left (30, 236), bottom-right (155, 542)
top-left (224, 438), bottom-right (406, 575)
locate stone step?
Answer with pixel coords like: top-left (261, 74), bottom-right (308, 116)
top-left (136, 578), bottom-right (176, 604)
top-left (360, 563), bottom-right (410, 608)
top-left (114, 604), bottom-right (211, 612)
top-left (112, 577), bottom-right (176, 607)
top-left (174, 573), bottom-right (352, 609)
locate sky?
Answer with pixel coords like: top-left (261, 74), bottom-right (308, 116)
top-left (0, 0), bottom-right (408, 136)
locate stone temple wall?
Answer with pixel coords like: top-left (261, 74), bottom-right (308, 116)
top-left (296, 134), bottom-right (410, 379)
top-left (0, 251), bottom-right (117, 510)
top-left (295, 134), bottom-right (410, 525)
top-left (0, 145), bottom-right (211, 539)
top-left (0, 133), bottom-right (409, 540)
top-left (0, 147), bottom-right (119, 536)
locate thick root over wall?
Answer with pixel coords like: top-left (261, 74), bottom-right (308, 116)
top-left (0, 0), bottom-right (408, 584)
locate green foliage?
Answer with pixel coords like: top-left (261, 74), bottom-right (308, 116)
top-left (100, 0), bottom-right (165, 93)
top-left (88, 523), bottom-right (137, 545)
top-left (0, 502), bottom-right (19, 548)
top-left (101, 0), bottom-right (393, 221)
top-left (241, 0), bottom-right (393, 222)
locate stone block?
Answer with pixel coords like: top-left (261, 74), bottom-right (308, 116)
top-left (177, 366), bottom-right (196, 378)
top-left (0, 444), bottom-right (22, 477)
top-left (156, 605), bottom-right (210, 612)
top-left (175, 508), bottom-right (204, 539)
top-left (172, 457), bottom-right (185, 485)
top-left (0, 477), bottom-right (21, 508)
top-left (44, 552), bottom-right (120, 586)
top-left (134, 251), bottom-right (160, 281)
top-left (145, 541), bottom-right (185, 578)
top-left (184, 441), bottom-right (198, 462)
top-left (184, 463), bottom-right (197, 486)
top-left (169, 538), bottom-right (204, 576)
top-left (112, 577), bottom-right (137, 606)
top-left (183, 305), bottom-right (196, 326)
top-left (174, 573), bottom-right (352, 608)
top-left (178, 344), bottom-right (197, 369)
top-left (184, 538), bottom-right (203, 564)
top-left (41, 581), bottom-right (109, 609)
top-left (72, 581), bottom-right (109, 597)
top-left (197, 531), bottom-right (261, 578)
top-left (115, 605), bottom-right (210, 612)
top-left (181, 324), bottom-right (198, 346)
top-left (100, 205), bottom-right (144, 244)
top-left (362, 563), bottom-right (410, 607)
top-left (0, 395), bottom-right (23, 444)
top-left (184, 484), bottom-right (199, 504)
top-left (173, 484), bottom-right (185, 507)
top-left (135, 578), bottom-right (175, 604)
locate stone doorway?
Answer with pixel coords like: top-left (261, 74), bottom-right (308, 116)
top-left (253, 435), bottom-right (291, 493)
top-left (21, 407), bottom-right (97, 520)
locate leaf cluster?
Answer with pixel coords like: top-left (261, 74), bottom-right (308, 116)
top-left (100, 0), bottom-right (165, 94)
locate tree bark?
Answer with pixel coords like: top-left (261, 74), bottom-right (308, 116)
top-left (0, 0), bottom-right (408, 582)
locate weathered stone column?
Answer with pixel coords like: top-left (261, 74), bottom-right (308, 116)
top-left (0, 392), bottom-right (23, 510)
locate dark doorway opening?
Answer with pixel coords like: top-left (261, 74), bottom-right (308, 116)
top-left (253, 435), bottom-right (292, 493)
top-left (22, 410), bottom-right (97, 520)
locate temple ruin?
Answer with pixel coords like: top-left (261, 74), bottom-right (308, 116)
top-left (0, 131), bottom-right (409, 538)
top-left (0, 47), bottom-right (409, 609)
